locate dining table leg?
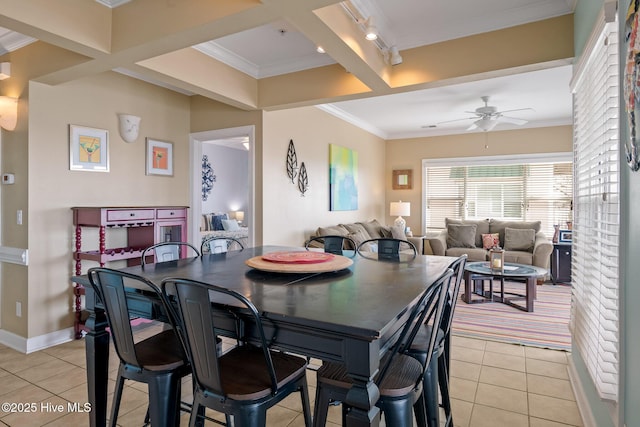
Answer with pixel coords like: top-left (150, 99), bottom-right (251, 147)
top-left (343, 341), bottom-right (381, 427)
top-left (84, 288), bottom-right (110, 427)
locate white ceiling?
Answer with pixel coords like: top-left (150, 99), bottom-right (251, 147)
top-left (0, 0), bottom-right (576, 140)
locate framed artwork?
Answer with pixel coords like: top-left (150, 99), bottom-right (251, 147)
top-left (146, 138), bottom-right (173, 176)
top-left (329, 144), bottom-right (358, 211)
top-left (559, 230), bottom-right (572, 244)
top-left (69, 125), bottom-right (109, 172)
top-left (392, 169), bottom-right (412, 190)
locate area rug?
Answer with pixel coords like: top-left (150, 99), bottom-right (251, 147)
top-left (451, 282), bottom-right (572, 351)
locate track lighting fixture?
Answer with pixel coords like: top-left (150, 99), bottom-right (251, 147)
top-left (364, 17), bottom-right (378, 41)
top-left (389, 46), bottom-right (403, 65)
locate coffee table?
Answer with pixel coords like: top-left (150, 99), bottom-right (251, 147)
top-left (462, 261), bottom-right (548, 312)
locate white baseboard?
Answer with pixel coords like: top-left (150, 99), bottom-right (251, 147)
top-left (0, 327), bottom-right (75, 354)
top-left (568, 357), bottom-right (598, 427)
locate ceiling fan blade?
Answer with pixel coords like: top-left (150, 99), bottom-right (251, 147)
top-left (497, 107), bottom-right (534, 114)
top-left (437, 116), bottom-right (477, 125)
top-left (499, 116), bottom-right (528, 125)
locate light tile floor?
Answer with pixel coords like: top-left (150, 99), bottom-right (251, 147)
top-left (0, 324), bottom-right (583, 426)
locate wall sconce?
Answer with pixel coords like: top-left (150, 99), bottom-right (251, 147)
top-left (0, 63), bottom-right (10, 80)
top-left (117, 113), bottom-right (141, 143)
top-left (0, 96), bottom-right (18, 131)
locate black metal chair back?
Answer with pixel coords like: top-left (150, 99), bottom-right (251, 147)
top-left (200, 236), bottom-right (245, 254)
top-left (305, 235), bottom-right (356, 257)
top-left (162, 277), bottom-right (313, 426)
top-left (87, 268), bottom-right (189, 427)
top-left (164, 278), bottom-right (277, 398)
top-left (377, 267), bottom-right (452, 384)
top-left (141, 241), bottom-right (200, 266)
top-left (356, 237), bottom-right (417, 261)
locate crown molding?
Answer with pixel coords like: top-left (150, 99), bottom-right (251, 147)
top-left (95, 0), bottom-right (131, 8)
top-left (316, 104), bottom-right (388, 139)
top-left (0, 31), bottom-right (35, 55)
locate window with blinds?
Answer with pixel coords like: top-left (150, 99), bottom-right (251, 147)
top-left (570, 18), bottom-right (619, 402)
top-left (423, 157), bottom-right (573, 237)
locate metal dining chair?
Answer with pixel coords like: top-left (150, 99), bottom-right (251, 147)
top-left (162, 278), bottom-right (313, 427)
top-left (200, 236), bottom-right (245, 254)
top-left (141, 241), bottom-right (200, 266)
top-left (304, 235), bottom-right (357, 257)
top-left (356, 237), bottom-right (418, 261)
top-left (87, 268), bottom-right (191, 427)
top-left (312, 268), bottom-right (453, 427)
top-left (407, 254), bottom-right (467, 427)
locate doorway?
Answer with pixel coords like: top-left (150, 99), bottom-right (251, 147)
top-left (189, 126), bottom-right (255, 248)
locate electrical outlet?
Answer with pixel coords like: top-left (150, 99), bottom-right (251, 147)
top-left (16, 210), bottom-right (22, 225)
top-left (16, 302), bottom-right (21, 317)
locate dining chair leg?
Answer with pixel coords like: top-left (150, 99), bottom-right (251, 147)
top-left (298, 379), bottom-right (313, 427)
top-left (188, 397), bottom-right (204, 427)
top-left (312, 385), bottom-right (332, 427)
top-left (235, 406), bottom-right (267, 427)
top-left (148, 371), bottom-right (182, 427)
top-left (438, 356), bottom-right (453, 427)
top-left (110, 368), bottom-right (126, 427)
top-left (424, 355), bottom-right (440, 427)
top-left (379, 397), bottom-right (414, 427)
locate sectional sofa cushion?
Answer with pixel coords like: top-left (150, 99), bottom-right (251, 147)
top-left (445, 218), bottom-right (490, 248)
top-left (357, 219), bottom-right (385, 239)
top-left (490, 220), bottom-right (541, 247)
top-left (316, 225), bottom-right (349, 237)
top-left (446, 224), bottom-right (477, 249)
top-left (504, 227), bottom-right (536, 251)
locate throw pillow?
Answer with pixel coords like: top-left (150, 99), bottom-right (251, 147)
top-left (348, 230), bottom-right (372, 251)
top-left (446, 224), bottom-right (477, 249)
top-left (341, 223), bottom-right (371, 239)
top-left (504, 227), bottom-right (536, 251)
top-left (221, 219), bottom-right (240, 231)
top-left (211, 213), bottom-right (228, 231)
top-left (481, 233), bottom-right (500, 249)
top-left (389, 224), bottom-right (408, 241)
top-left (358, 219), bottom-right (384, 239)
top-left (316, 225), bottom-right (348, 237)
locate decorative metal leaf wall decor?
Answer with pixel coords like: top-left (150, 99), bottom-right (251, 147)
top-left (286, 139), bottom-right (298, 183)
top-left (298, 162), bottom-right (309, 196)
top-left (202, 155), bottom-right (216, 201)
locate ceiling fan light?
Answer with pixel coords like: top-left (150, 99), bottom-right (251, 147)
top-left (475, 117), bottom-right (498, 131)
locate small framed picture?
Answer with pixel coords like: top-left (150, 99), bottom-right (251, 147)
top-left (69, 125), bottom-right (109, 172)
top-left (146, 138), bottom-right (173, 176)
top-left (392, 169), bottom-right (412, 190)
top-left (559, 229), bottom-right (572, 243)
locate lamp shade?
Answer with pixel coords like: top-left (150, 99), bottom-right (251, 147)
top-left (235, 211), bottom-right (245, 222)
top-left (390, 201), bottom-right (410, 217)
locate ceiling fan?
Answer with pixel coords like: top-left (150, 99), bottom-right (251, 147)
top-left (438, 96), bottom-right (533, 131)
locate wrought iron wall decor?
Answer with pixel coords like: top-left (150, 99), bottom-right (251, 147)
top-left (298, 162), bottom-right (309, 196)
top-left (202, 154), bottom-right (216, 201)
top-left (286, 139), bottom-right (298, 183)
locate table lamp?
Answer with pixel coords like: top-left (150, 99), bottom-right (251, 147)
top-left (390, 201), bottom-right (410, 232)
top-left (235, 211), bottom-right (245, 225)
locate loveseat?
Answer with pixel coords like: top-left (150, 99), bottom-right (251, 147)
top-left (307, 219), bottom-right (423, 255)
top-left (426, 218), bottom-right (552, 269)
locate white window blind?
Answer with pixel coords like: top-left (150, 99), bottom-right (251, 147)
top-left (423, 157), bottom-right (573, 237)
top-left (570, 19), bottom-right (619, 402)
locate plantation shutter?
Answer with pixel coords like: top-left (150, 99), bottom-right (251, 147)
top-left (423, 156), bottom-right (573, 237)
top-left (570, 18), bottom-right (619, 402)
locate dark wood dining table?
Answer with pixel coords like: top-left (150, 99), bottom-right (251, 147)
top-left (72, 245), bottom-right (452, 427)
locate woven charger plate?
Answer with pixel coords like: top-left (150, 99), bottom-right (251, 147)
top-left (245, 252), bottom-right (353, 273)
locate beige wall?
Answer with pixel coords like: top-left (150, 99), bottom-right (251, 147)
top-left (17, 72), bottom-right (191, 338)
top-left (385, 126), bottom-right (573, 234)
top-left (262, 107), bottom-right (386, 246)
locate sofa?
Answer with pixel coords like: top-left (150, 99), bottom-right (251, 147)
top-left (307, 219), bottom-right (423, 255)
top-left (425, 218), bottom-right (553, 269)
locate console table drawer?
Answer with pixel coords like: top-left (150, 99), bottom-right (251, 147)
top-left (157, 208), bottom-right (186, 219)
top-left (107, 209), bottom-right (155, 222)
